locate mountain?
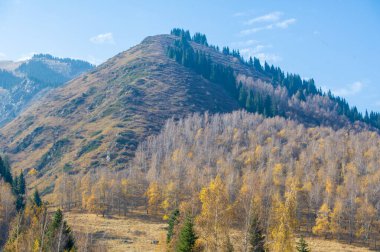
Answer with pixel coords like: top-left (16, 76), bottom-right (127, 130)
top-left (0, 54), bottom-right (94, 126)
top-left (0, 34), bottom-right (241, 189)
top-left (0, 29), bottom-right (378, 189)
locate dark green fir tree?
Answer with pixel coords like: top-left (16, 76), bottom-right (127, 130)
top-left (249, 214), bottom-right (265, 252)
top-left (296, 236), bottom-right (311, 252)
top-left (176, 215), bottom-right (197, 252)
top-left (167, 208), bottom-right (180, 244)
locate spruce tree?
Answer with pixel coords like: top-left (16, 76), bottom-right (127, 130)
top-left (263, 95), bottom-right (270, 117)
top-left (246, 91), bottom-right (254, 112)
top-left (225, 234), bottom-right (234, 252)
top-left (176, 215), bottom-right (197, 252)
top-left (167, 208), bottom-right (180, 243)
top-left (15, 195), bottom-right (25, 211)
top-left (33, 189), bottom-right (42, 207)
top-left (253, 57), bottom-right (263, 72)
top-left (296, 236), bottom-right (310, 252)
top-left (13, 172), bottom-right (26, 211)
top-left (249, 214), bottom-right (265, 252)
top-left (17, 172), bottom-right (26, 195)
top-left (239, 87), bottom-right (248, 108)
top-left (0, 156), bottom-right (13, 184)
top-left (47, 209), bottom-right (76, 251)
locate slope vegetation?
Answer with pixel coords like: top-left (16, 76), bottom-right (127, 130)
top-left (0, 35), bottom-right (239, 188)
top-left (0, 29), bottom-right (379, 189)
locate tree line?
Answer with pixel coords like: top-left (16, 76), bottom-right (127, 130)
top-left (0, 155), bottom-right (75, 251)
top-left (169, 28), bottom-right (380, 130)
top-left (47, 111), bottom-right (380, 251)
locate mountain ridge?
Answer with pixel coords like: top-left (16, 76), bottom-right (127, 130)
top-left (0, 30), bottom-right (378, 191)
top-left (0, 54), bottom-right (94, 126)
top-left (0, 34), bottom-right (240, 190)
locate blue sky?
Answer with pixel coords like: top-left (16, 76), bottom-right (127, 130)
top-left (0, 0), bottom-right (379, 113)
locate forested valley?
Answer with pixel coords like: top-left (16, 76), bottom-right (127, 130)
top-left (1, 29), bottom-right (380, 251)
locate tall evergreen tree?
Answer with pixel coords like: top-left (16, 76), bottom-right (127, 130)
top-left (176, 215), bottom-right (197, 252)
top-left (46, 209), bottom-right (76, 251)
top-left (13, 172), bottom-right (26, 211)
top-left (246, 91), bottom-right (254, 112)
top-left (238, 84), bottom-right (247, 107)
top-left (249, 214), bottom-right (265, 252)
top-left (17, 172), bottom-right (26, 196)
top-left (225, 234), bottom-right (234, 252)
top-left (33, 189), bottom-right (42, 207)
top-left (296, 236), bottom-right (310, 252)
top-left (253, 58), bottom-right (263, 72)
top-left (264, 95), bottom-right (273, 117)
top-left (167, 208), bottom-right (180, 244)
top-left (0, 156), bottom-right (12, 184)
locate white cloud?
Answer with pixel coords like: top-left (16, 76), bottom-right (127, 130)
top-left (240, 24), bottom-right (274, 35)
top-left (275, 18), bottom-right (296, 29)
top-left (240, 12), bottom-right (296, 35)
top-left (320, 85), bottom-right (330, 93)
top-left (245, 11), bottom-right (282, 25)
top-left (240, 43), bottom-right (269, 55)
top-left (17, 52), bottom-right (36, 61)
top-left (85, 55), bottom-right (104, 66)
top-left (233, 11), bottom-right (247, 17)
top-left (333, 81), bottom-right (364, 97)
top-left (231, 39), bottom-right (259, 47)
top-left (254, 53), bottom-right (282, 64)
top-left (0, 52), bottom-right (6, 60)
top-left (240, 20), bottom-right (296, 35)
top-left (240, 45), bottom-right (281, 64)
top-left (90, 32), bottom-right (114, 45)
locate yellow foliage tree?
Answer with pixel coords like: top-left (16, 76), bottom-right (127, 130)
top-left (161, 181), bottom-right (177, 220)
top-left (273, 163), bottom-right (283, 186)
top-left (268, 180), bottom-right (297, 252)
top-left (80, 173), bottom-right (92, 210)
top-left (146, 181), bottom-right (161, 215)
top-left (313, 203), bottom-right (330, 238)
top-left (32, 239), bottom-right (40, 252)
top-left (197, 175), bottom-right (232, 251)
top-left (329, 200), bottom-right (343, 238)
top-left (355, 198), bottom-right (376, 240)
top-left (325, 178), bottom-right (334, 203)
top-left (235, 173), bottom-right (254, 251)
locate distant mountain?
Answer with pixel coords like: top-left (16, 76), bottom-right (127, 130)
top-left (0, 29), bottom-right (378, 189)
top-left (0, 54), bottom-right (94, 126)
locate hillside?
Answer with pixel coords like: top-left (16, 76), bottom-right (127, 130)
top-left (0, 34), bottom-right (240, 189)
top-left (0, 54), bottom-right (93, 126)
top-left (0, 29), bottom-right (379, 188)
top-left (45, 111), bottom-right (380, 250)
top-left (65, 211), bottom-right (372, 252)
top-left (0, 29), bottom-right (380, 251)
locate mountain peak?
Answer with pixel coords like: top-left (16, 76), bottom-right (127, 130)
top-left (0, 29), bottom-right (378, 190)
top-left (0, 32), bottom-right (240, 188)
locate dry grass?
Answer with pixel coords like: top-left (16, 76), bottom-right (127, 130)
top-left (65, 211), bottom-right (374, 252)
top-left (304, 237), bottom-right (372, 252)
top-left (65, 211), bottom-right (167, 252)
top-left (0, 34), bottom-right (240, 193)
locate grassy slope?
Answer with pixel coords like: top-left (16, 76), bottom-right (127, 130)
top-left (0, 35), bottom-right (240, 190)
top-left (65, 211), bottom-right (372, 252)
